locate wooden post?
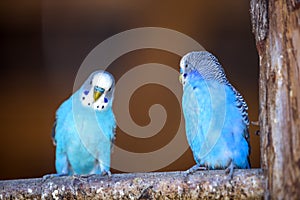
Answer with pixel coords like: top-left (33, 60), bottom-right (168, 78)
top-left (250, 0), bottom-right (300, 199)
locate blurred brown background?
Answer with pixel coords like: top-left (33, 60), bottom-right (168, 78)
top-left (0, 0), bottom-right (259, 180)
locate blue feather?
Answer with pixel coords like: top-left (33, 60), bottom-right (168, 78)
top-left (183, 71), bottom-right (249, 169)
top-left (53, 71), bottom-right (116, 176)
top-left (180, 52), bottom-right (250, 177)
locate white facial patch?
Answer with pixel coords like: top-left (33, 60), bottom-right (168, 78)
top-left (80, 71), bottom-right (114, 111)
top-left (92, 93), bottom-right (109, 111)
top-left (179, 58), bottom-right (188, 85)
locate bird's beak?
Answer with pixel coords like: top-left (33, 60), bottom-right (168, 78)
top-left (179, 74), bottom-right (183, 84)
top-left (93, 91), bottom-right (102, 102)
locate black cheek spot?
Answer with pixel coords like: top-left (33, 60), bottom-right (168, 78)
top-left (104, 97), bottom-right (108, 103)
top-left (102, 105), bottom-right (104, 109)
top-left (82, 97), bottom-right (85, 100)
top-left (97, 105), bottom-right (99, 109)
top-left (88, 103), bottom-right (90, 106)
top-left (183, 73), bottom-right (187, 78)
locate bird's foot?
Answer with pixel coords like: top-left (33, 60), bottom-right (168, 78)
top-left (71, 174), bottom-right (90, 184)
top-left (42, 173), bottom-right (67, 183)
top-left (101, 170), bottom-right (112, 177)
top-left (225, 160), bottom-right (236, 179)
top-left (185, 164), bottom-right (207, 175)
top-left (76, 170), bottom-right (111, 180)
top-left (77, 174), bottom-right (94, 179)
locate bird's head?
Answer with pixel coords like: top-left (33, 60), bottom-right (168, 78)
top-left (179, 51), bottom-right (228, 85)
top-left (80, 70), bottom-right (115, 111)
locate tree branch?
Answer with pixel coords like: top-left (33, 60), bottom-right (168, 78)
top-left (0, 169), bottom-right (264, 199)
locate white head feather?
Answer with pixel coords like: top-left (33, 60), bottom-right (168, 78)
top-left (80, 70), bottom-right (115, 111)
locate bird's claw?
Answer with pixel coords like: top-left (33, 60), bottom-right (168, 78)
top-left (225, 160), bottom-right (236, 179)
top-left (42, 173), bottom-right (67, 183)
top-left (185, 164), bottom-right (207, 174)
top-left (101, 170), bottom-right (112, 177)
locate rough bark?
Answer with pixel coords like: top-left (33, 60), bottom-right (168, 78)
top-left (250, 0), bottom-right (300, 199)
top-left (0, 170), bottom-right (264, 199)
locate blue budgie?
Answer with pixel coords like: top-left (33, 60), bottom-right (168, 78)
top-left (52, 70), bottom-right (116, 176)
top-left (179, 51), bottom-right (250, 178)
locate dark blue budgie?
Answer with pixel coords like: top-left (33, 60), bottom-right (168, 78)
top-left (52, 70), bottom-right (116, 176)
top-left (179, 51), bottom-right (250, 178)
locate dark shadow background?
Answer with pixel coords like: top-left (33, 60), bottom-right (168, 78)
top-left (0, 0), bottom-right (260, 180)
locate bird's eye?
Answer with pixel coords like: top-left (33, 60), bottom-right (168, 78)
top-left (185, 64), bottom-right (188, 68)
top-left (90, 81), bottom-right (92, 85)
top-left (108, 87), bottom-right (111, 92)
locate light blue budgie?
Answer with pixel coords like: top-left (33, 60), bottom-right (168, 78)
top-left (179, 51), bottom-right (250, 178)
top-left (52, 70), bottom-right (116, 176)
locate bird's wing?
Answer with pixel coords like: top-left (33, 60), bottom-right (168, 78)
top-left (111, 118), bottom-right (116, 151)
top-left (226, 84), bottom-right (251, 168)
top-left (51, 120), bottom-right (57, 146)
top-left (228, 83), bottom-right (250, 126)
top-left (52, 96), bottom-right (72, 146)
top-left (53, 95), bottom-right (74, 175)
top-left (53, 95), bottom-right (73, 142)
